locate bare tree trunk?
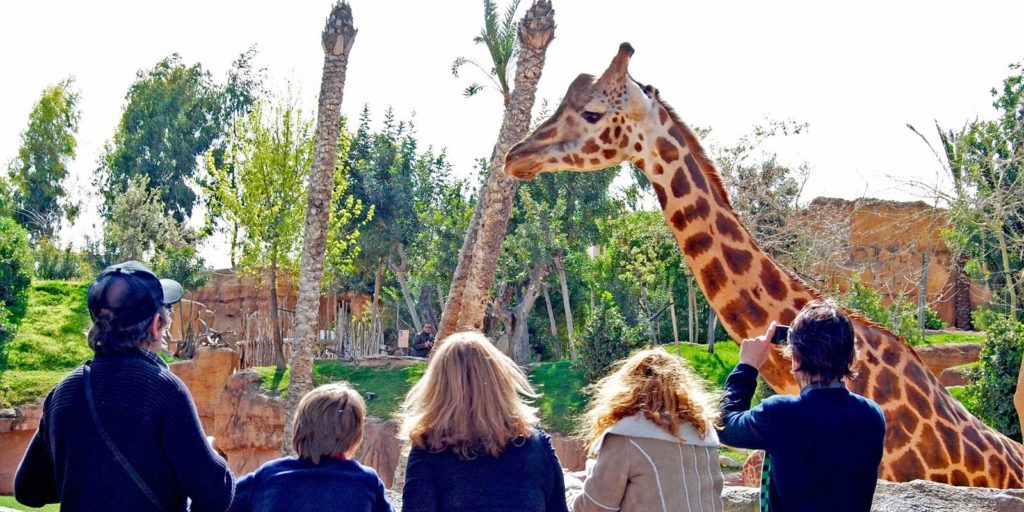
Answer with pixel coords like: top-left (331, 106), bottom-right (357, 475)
top-left (542, 283), bottom-right (560, 357)
top-left (553, 253), bottom-right (575, 359)
top-left (442, 0), bottom-right (556, 339)
top-left (418, 284), bottom-right (438, 328)
top-left (687, 276), bottom-right (696, 348)
top-left (669, 295), bottom-right (680, 352)
top-left (269, 256), bottom-right (286, 371)
top-left (282, 1), bottom-right (356, 456)
top-left (389, 244), bottom-right (422, 332)
top-left (707, 309), bottom-right (718, 354)
top-left (510, 267), bottom-right (547, 366)
top-left (372, 263), bottom-right (383, 332)
top-left (994, 225), bottom-right (1020, 322)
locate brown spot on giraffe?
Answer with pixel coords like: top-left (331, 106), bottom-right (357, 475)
top-left (671, 168), bottom-right (690, 197)
top-left (778, 308), bottom-right (797, 325)
top-left (760, 261), bottom-right (788, 301)
top-left (668, 124), bottom-right (687, 147)
top-left (951, 469), bottom-right (970, 487)
top-left (635, 159), bottom-right (646, 170)
top-left (715, 214), bottom-right (745, 243)
top-left (886, 406), bottom-right (918, 448)
top-left (670, 210), bottom-right (686, 231)
top-left (614, 126), bottom-right (622, 139)
top-left (989, 454), bottom-right (1008, 487)
top-left (865, 350), bottom-right (880, 366)
top-left (963, 432), bottom-right (985, 471)
top-left (589, 158), bottom-right (600, 165)
top-left (719, 290), bottom-right (769, 336)
top-left (930, 473), bottom-right (950, 485)
top-left (656, 137), bottom-right (680, 164)
top-left (700, 259), bottom-right (727, 300)
top-left (935, 421), bottom-right (961, 464)
top-left (918, 424), bottom-right (949, 469)
top-left (873, 367), bottom-right (900, 405)
top-left (535, 126), bottom-right (557, 140)
top-left (602, 149), bottom-right (617, 159)
top-left (685, 153), bottom-right (708, 192)
top-left (891, 450), bottom-right (926, 479)
top-left (722, 244), bottom-right (754, 274)
top-left (684, 233), bottom-right (713, 257)
top-left (547, 157), bottom-right (558, 164)
top-left (793, 297), bottom-right (807, 310)
top-left (881, 345), bottom-right (900, 367)
top-left (619, 137), bottom-right (629, 149)
top-left (652, 183), bottom-right (668, 209)
top-left (634, 142), bottom-right (642, 152)
top-left (652, 163), bottom-right (664, 175)
top-left (683, 197), bottom-right (710, 224)
top-left (659, 107), bottom-right (669, 125)
top-left (599, 128), bottom-right (612, 145)
top-left (581, 139), bottom-right (600, 154)
top-left (973, 476), bottom-right (989, 487)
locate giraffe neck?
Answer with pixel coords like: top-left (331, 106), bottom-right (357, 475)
top-left (633, 111), bottom-right (810, 393)
top-left (631, 105), bottom-right (1024, 487)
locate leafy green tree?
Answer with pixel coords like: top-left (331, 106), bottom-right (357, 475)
top-left (99, 50), bottom-right (261, 221)
top-left (88, 175), bottom-right (179, 267)
top-left (207, 100), bottom-right (312, 369)
top-left (0, 217), bottom-right (33, 364)
top-left (34, 237), bottom-right (92, 280)
top-left (7, 78), bottom-right (80, 240)
top-left (573, 291), bottom-right (646, 380)
top-left (965, 314), bottom-right (1024, 441)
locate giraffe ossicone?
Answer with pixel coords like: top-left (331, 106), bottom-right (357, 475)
top-left (504, 42), bottom-right (1024, 488)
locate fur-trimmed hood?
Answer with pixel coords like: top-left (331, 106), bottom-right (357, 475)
top-left (592, 414), bottom-right (719, 454)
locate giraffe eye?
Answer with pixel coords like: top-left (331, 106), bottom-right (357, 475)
top-left (581, 111), bottom-right (604, 124)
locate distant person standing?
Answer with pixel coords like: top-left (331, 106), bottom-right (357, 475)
top-left (411, 323), bottom-right (435, 358)
top-left (15, 261), bottom-right (234, 511)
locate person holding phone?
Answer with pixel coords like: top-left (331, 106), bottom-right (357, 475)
top-left (717, 299), bottom-right (886, 512)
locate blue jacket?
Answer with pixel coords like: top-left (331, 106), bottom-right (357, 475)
top-left (718, 363), bottom-right (886, 512)
top-left (14, 350), bottom-right (234, 512)
top-left (229, 456), bottom-right (392, 512)
top-left (402, 427), bottom-right (568, 512)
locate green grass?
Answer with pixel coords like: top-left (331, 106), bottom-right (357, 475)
top-left (529, 360), bottom-right (589, 435)
top-left (0, 369), bottom-right (69, 409)
top-left (3, 281), bottom-right (91, 371)
top-left (923, 332), bottom-right (986, 345)
top-left (670, 341), bottom-right (740, 387)
top-left (255, 361), bottom-right (426, 419)
top-left (0, 495), bottom-right (60, 511)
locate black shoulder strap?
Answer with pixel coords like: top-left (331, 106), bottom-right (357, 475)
top-left (83, 362), bottom-right (166, 512)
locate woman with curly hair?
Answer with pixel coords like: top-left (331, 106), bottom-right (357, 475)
top-left (569, 347), bottom-right (724, 512)
top-left (399, 331), bottom-right (568, 512)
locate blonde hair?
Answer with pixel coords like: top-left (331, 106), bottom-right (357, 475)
top-left (292, 383), bottom-right (365, 464)
top-left (398, 331), bottom-right (538, 460)
top-left (579, 347), bottom-right (721, 455)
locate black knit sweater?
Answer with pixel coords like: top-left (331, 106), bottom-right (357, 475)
top-left (14, 349), bottom-right (234, 512)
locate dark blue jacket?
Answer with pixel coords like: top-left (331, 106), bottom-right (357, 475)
top-left (14, 350), bottom-right (234, 512)
top-left (402, 428), bottom-right (568, 512)
top-left (228, 456), bottom-right (392, 512)
top-left (718, 363), bottom-right (886, 512)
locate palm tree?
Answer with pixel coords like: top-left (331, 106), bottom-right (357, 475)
top-left (282, 1), bottom-right (357, 455)
top-left (437, 0), bottom-right (556, 342)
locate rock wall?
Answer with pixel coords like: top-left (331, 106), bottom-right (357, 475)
top-left (170, 348), bottom-right (237, 433)
top-left (805, 198), bottom-right (990, 327)
top-left (0, 404), bottom-right (42, 494)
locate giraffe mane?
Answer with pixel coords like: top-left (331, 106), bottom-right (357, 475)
top-left (652, 96), bottom-right (922, 363)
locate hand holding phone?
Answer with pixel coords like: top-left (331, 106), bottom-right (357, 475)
top-left (771, 325), bottom-right (790, 344)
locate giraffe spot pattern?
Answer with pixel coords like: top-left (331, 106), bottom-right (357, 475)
top-left (590, 158), bottom-right (601, 165)
top-left (885, 405), bottom-right (917, 449)
top-left (635, 159), bottom-right (646, 170)
top-left (989, 454), bottom-right (1008, 487)
top-left (619, 137), bottom-right (629, 149)
top-left (760, 261), bottom-right (788, 300)
top-left (581, 139), bottom-right (600, 154)
top-left (793, 297), bottom-right (807, 310)
top-left (602, 149), bottom-right (618, 159)
top-left (656, 137), bottom-right (680, 164)
top-left (865, 351), bottom-right (880, 366)
top-left (535, 126), bottom-right (557, 140)
top-left (972, 475), bottom-right (989, 487)
top-left (652, 183), bottom-right (668, 209)
top-left (935, 421), bottom-right (961, 464)
top-left (951, 469), bottom-right (970, 486)
top-left (891, 450), bottom-right (926, 480)
top-left (962, 430), bottom-right (985, 470)
top-left (685, 153), bottom-right (708, 192)
top-left (683, 197), bottom-right (710, 224)
top-left (722, 245), bottom-right (754, 274)
top-left (684, 233), bottom-right (713, 257)
top-left (905, 384), bottom-right (934, 420)
top-left (700, 259), bottom-right (727, 300)
top-left (778, 309), bottom-right (797, 325)
top-left (599, 128), bottom-right (612, 145)
top-left (659, 107), bottom-right (669, 125)
top-left (668, 124), bottom-right (687, 147)
top-left (874, 367), bottom-right (901, 405)
top-left (614, 126), bottom-right (622, 139)
top-left (671, 168), bottom-right (690, 197)
top-left (715, 214), bottom-right (745, 243)
top-left (634, 142), bottom-right (642, 152)
top-left (918, 424), bottom-right (949, 469)
top-left (881, 345), bottom-right (900, 367)
top-left (930, 473), bottom-right (950, 485)
top-left (905, 360), bottom-right (932, 389)
top-left (720, 290), bottom-right (769, 336)
top-left (653, 163), bottom-right (664, 175)
top-left (670, 210), bottom-right (686, 231)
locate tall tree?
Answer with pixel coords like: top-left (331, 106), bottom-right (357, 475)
top-left (438, 0), bottom-right (556, 342)
top-left (283, 1), bottom-right (357, 456)
top-left (8, 78), bottom-right (80, 240)
top-left (99, 51), bottom-right (259, 221)
top-left (207, 100), bottom-right (313, 370)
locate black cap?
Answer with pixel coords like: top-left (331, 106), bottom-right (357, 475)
top-left (87, 261), bottom-right (184, 329)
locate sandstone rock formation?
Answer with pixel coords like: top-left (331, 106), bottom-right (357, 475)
top-left (915, 342), bottom-right (982, 377)
top-left (211, 371), bottom-right (286, 475)
top-left (0, 403), bottom-right (41, 494)
top-left (170, 348), bottom-right (237, 433)
top-left (939, 365), bottom-right (972, 386)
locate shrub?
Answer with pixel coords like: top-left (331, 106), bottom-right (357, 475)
top-left (837, 276), bottom-right (927, 344)
top-left (573, 292), bottom-right (646, 380)
top-left (965, 313), bottom-right (1024, 441)
top-left (0, 217), bottom-right (33, 324)
top-left (924, 306), bottom-right (945, 330)
top-left (151, 245), bottom-right (209, 291)
top-left (34, 237), bottom-right (92, 280)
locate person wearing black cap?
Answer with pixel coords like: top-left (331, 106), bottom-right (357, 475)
top-left (14, 261), bottom-right (235, 512)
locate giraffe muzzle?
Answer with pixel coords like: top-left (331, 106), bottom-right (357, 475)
top-left (503, 145), bottom-right (542, 180)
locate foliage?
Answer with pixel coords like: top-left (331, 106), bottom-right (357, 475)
top-left (99, 51), bottom-right (261, 221)
top-left (574, 292), bottom-right (647, 380)
top-left (0, 370), bottom-right (70, 409)
top-left (965, 313), bottom-right (1024, 441)
top-left (452, 0), bottom-right (522, 102)
top-left (837, 275), bottom-right (927, 345)
top-left (3, 281), bottom-right (91, 372)
top-left (7, 78), bottom-right (81, 240)
top-left (151, 245), bottom-right (209, 291)
top-left (0, 217), bottom-right (33, 325)
top-left (33, 237), bottom-right (92, 281)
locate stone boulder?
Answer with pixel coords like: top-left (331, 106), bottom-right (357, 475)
top-left (171, 347), bottom-right (238, 433)
top-left (212, 371), bottom-right (286, 475)
top-left (0, 403), bottom-right (42, 494)
top-left (354, 418), bottom-right (402, 489)
top-left (915, 343), bottom-right (982, 377)
top-left (939, 365), bottom-right (973, 387)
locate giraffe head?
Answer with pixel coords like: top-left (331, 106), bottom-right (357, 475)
top-left (505, 42), bottom-right (660, 179)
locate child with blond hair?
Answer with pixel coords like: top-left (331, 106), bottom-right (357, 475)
top-left (229, 382), bottom-right (392, 512)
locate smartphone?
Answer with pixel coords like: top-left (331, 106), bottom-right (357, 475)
top-left (771, 325), bottom-right (790, 345)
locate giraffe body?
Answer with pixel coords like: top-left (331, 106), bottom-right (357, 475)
top-left (503, 43), bottom-right (1024, 488)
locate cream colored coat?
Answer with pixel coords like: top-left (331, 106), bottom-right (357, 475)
top-left (567, 415), bottom-right (724, 512)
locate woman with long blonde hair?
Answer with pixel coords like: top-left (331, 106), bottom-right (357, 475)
top-left (569, 347), bottom-right (724, 512)
top-left (399, 331), bottom-right (568, 512)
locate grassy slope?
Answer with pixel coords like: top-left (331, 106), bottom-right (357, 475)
top-left (0, 496), bottom-right (59, 511)
top-left (1, 281), bottom-right (91, 408)
top-left (922, 332), bottom-right (986, 345)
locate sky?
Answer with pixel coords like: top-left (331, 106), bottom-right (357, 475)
top-left (2, 0), bottom-right (1023, 269)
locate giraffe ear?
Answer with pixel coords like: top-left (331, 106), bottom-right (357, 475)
top-left (597, 42), bottom-right (634, 87)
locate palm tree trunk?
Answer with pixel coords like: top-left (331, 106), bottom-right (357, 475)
top-left (440, 0), bottom-right (556, 340)
top-left (282, 1), bottom-right (356, 456)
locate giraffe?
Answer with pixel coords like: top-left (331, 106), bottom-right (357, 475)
top-left (503, 42), bottom-right (1024, 488)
